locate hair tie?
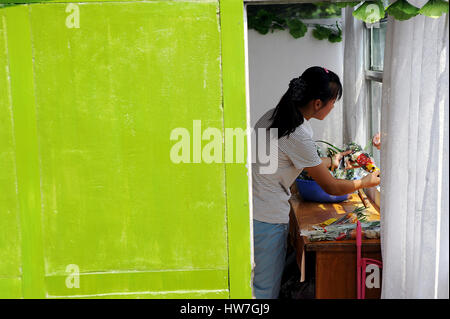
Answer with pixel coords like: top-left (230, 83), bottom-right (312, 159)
top-left (323, 67), bottom-right (329, 73)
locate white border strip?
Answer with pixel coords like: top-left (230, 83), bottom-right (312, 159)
top-left (242, 3), bottom-right (255, 299)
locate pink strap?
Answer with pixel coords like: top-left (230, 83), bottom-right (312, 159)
top-left (356, 221), bottom-right (362, 299)
top-left (356, 221), bottom-right (362, 247)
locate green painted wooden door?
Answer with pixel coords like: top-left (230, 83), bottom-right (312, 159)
top-left (0, 0), bottom-right (252, 299)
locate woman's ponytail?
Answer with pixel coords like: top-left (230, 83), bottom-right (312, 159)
top-left (269, 77), bottom-right (307, 139)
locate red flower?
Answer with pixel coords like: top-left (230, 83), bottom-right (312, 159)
top-left (356, 153), bottom-right (372, 166)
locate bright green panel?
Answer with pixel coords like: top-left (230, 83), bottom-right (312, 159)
top-left (29, 1), bottom-right (227, 280)
top-left (220, 0), bottom-right (253, 298)
top-left (0, 278), bottom-right (22, 298)
top-left (0, 6), bottom-right (22, 280)
top-left (45, 269), bottom-right (228, 298)
top-left (3, 4), bottom-right (46, 298)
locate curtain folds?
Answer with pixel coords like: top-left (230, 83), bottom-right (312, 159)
top-left (343, 7), bottom-right (369, 147)
top-left (380, 0), bottom-right (449, 298)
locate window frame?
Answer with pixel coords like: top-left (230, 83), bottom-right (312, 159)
top-left (364, 19), bottom-right (386, 81)
top-left (364, 18), bottom-right (386, 153)
top-left (363, 19), bottom-right (387, 205)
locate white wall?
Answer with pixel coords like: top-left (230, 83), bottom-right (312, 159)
top-left (247, 18), bottom-right (345, 148)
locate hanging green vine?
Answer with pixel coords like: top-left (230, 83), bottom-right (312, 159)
top-left (247, 3), bottom-right (344, 42)
top-left (247, 1), bottom-right (449, 42)
top-left (353, 0), bottom-right (448, 23)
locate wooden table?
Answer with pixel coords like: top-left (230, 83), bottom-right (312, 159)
top-left (288, 186), bottom-right (382, 299)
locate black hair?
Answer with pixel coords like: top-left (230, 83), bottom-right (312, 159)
top-left (269, 66), bottom-right (342, 139)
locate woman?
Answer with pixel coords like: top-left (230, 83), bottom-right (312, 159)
top-left (252, 66), bottom-right (380, 299)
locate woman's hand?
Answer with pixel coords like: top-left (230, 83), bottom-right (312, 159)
top-left (331, 150), bottom-right (355, 171)
top-left (361, 171), bottom-right (381, 188)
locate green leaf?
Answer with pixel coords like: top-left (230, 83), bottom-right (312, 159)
top-left (328, 33), bottom-right (343, 42)
top-left (385, 0), bottom-right (420, 21)
top-left (287, 19), bottom-right (307, 39)
top-left (328, 22), bottom-right (342, 43)
top-left (312, 25), bottom-right (331, 40)
top-left (352, 1), bottom-right (386, 23)
top-left (250, 9), bottom-right (274, 35)
top-left (419, 0), bottom-right (449, 18)
top-left (316, 140), bottom-right (344, 152)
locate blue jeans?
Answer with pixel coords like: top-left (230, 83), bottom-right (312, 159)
top-left (252, 219), bottom-right (289, 299)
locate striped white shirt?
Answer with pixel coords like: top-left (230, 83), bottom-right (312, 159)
top-left (252, 108), bottom-right (322, 224)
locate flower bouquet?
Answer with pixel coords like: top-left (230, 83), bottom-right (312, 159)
top-left (297, 140), bottom-right (377, 181)
top-left (316, 140), bottom-right (380, 174)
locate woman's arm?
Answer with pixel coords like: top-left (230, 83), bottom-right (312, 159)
top-left (304, 161), bottom-right (380, 196)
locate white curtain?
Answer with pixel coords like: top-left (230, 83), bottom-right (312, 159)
top-left (380, 0), bottom-right (449, 298)
top-left (342, 7), bottom-right (370, 147)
